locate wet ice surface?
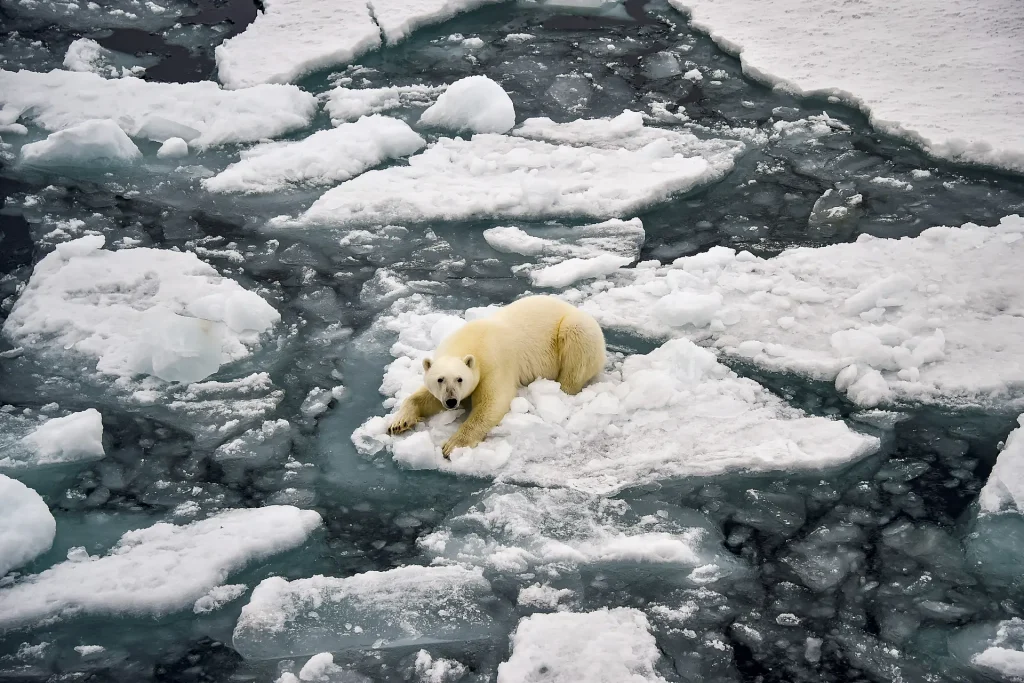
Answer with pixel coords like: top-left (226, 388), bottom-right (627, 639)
top-left (2, 1), bottom-right (1024, 682)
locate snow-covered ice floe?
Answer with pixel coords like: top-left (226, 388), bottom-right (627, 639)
top-left (568, 214), bottom-right (1024, 410)
top-left (668, 0), bottom-right (1024, 172)
top-left (0, 408), bottom-right (105, 470)
top-left (202, 115), bottom-right (425, 194)
top-left (233, 565), bottom-right (503, 660)
top-left (322, 84), bottom-right (446, 125)
top-left (352, 299), bottom-right (878, 494)
top-left (20, 119), bottom-right (141, 167)
top-left (948, 619), bottom-right (1024, 681)
top-left (0, 474), bottom-right (56, 577)
top-left (418, 75), bottom-right (516, 134)
top-left (497, 608), bottom-right (668, 683)
top-left (0, 506), bottom-right (321, 630)
top-left (279, 111), bottom-right (743, 228)
top-left (0, 69), bottom-right (317, 148)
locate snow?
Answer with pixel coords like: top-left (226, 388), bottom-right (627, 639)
top-left (351, 300), bottom-right (878, 494)
top-left (203, 115), bottom-right (425, 194)
top-left (414, 650), bottom-right (467, 683)
top-left (157, 137), bottom-right (188, 158)
top-left (419, 76), bottom-right (516, 134)
top-left (0, 506), bottom-right (321, 629)
top-left (18, 409), bottom-right (105, 466)
top-left (62, 38), bottom-right (105, 73)
top-left (233, 565), bottom-right (498, 659)
top-left (567, 214), bottom-right (1024, 409)
top-left (322, 84), bottom-right (446, 125)
top-left (282, 113), bottom-right (743, 228)
top-left (298, 653), bottom-right (342, 681)
top-left (193, 583), bottom-right (248, 613)
top-left (20, 119), bottom-right (141, 167)
top-left (979, 415), bottom-right (1024, 515)
top-left (517, 584), bottom-right (573, 610)
top-left (667, 0), bottom-right (1024, 172)
top-left (2, 235), bottom-right (281, 385)
top-left (215, 0), bottom-right (380, 89)
top-left (484, 218), bottom-right (645, 263)
top-left (0, 69), bottom-right (318, 148)
top-left (530, 254), bottom-right (632, 288)
top-left (496, 608), bottom-right (667, 683)
top-left (74, 645), bottom-right (106, 656)
top-left (0, 475), bottom-right (55, 577)
top-left (969, 619), bottom-right (1024, 679)
top-left (370, 0), bottom-right (508, 44)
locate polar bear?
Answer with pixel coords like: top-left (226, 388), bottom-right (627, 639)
top-left (387, 295), bottom-right (606, 458)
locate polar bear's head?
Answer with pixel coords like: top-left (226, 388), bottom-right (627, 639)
top-left (422, 355), bottom-right (479, 410)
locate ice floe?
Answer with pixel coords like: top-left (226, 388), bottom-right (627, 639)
top-left (203, 115), bottom-right (425, 194)
top-left (352, 299), bottom-right (878, 493)
top-left (0, 475), bottom-right (55, 577)
top-left (0, 69), bottom-right (317, 148)
top-left (565, 214), bottom-right (1024, 409)
top-left (668, 0), bottom-right (1024, 172)
top-left (370, 0), bottom-right (508, 45)
top-left (0, 506), bottom-right (321, 629)
top-left (979, 415), bottom-right (1024, 515)
top-left (322, 84), bottom-right (446, 125)
top-left (20, 119), bottom-right (141, 167)
top-left (12, 409), bottom-right (104, 469)
top-left (419, 75), bottom-right (516, 134)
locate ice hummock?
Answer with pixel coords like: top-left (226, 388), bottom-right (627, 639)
top-left (0, 475), bottom-right (56, 577)
top-left (0, 69), bottom-right (318, 148)
top-left (497, 608), bottom-right (668, 683)
top-left (12, 409), bottom-right (105, 469)
top-left (352, 299), bottom-right (878, 493)
top-left (233, 565), bottom-right (504, 660)
top-left (419, 75), bottom-right (516, 134)
top-left (20, 119), bottom-right (141, 167)
top-left (203, 115), bottom-right (425, 194)
top-left (0, 506), bottom-right (322, 630)
top-left (2, 235), bottom-right (281, 385)
top-left (567, 214), bottom-right (1024, 410)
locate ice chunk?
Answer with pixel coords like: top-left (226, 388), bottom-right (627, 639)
top-left (0, 506), bottom-right (321, 629)
top-left (414, 651), bottom-right (467, 683)
top-left (322, 84), bottom-right (446, 125)
top-left (497, 608), bottom-right (667, 683)
top-left (484, 218), bottom-right (645, 262)
top-left (62, 38), bottom-right (107, 74)
top-left (298, 653), bottom-right (342, 680)
top-left (0, 475), bottom-right (56, 577)
top-left (203, 115), bottom-right (425, 194)
top-left (530, 254), bottom-right (632, 288)
top-left (352, 303), bottom-right (878, 493)
top-left (2, 236), bottom-right (281, 383)
top-left (574, 214), bottom-right (1024, 408)
top-left (979, 414), bottom-right (1024, 514)
top-left (20, 119), bottom-right (141, 167)
top-left (215, 0), bottom-right (380, 89)
top-left (193, 583), bottom-right (247, 613)
top-left (233, 565), bottom-right (502, 659)
top-left (18, 409), bottom-right (104, 466)
top-left (0, 69), bottom-right (317, 148)
top-left (949, 619), bottom-right (1024, 680)
top-left (156, 137), bottom-right (188, 158)
top-left (214, 419), bottom-right (292, 465)
top-left (419, 76), bottom-right (516, 134)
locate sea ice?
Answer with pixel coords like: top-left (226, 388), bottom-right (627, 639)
top-left (19, 119), bottom-right (141, 167)
top-left (203, 115), bottom-right (425, 194)
top-left (0, 69), bottom-right (318, 148)
top-left (0, 506), bottom-right (321, 629)
top-left (351, 300), bottom-right (878, 493)
top-left (668, 0), bottom-right (1024, 172)
top-left (17, 409), bottom-right (104, 467)
top-left (233, 565), bottom-right (502, 659)
top-left (979, 415), bottom-right (1024, 515)
top-left (370, 0), bottom-right (508, 44)
top-left (156, 137), bottom-right (188, 158)
top-left (0, 475), bottom-right (56, 577)
top-left (322, 84), bottom-right (446, 125)
top-left (419, 75), bottom-right (516, 134)
top-left (497, 608), bottom-right (668, 683)
top-left (484, 218), bottom-right (645, 261)
top-left (62, 38), bottom-right (108, 74)
top-left (529, 254), bottom-right (632, 288)
top-left (948, 619), bottom-right (1024, 680)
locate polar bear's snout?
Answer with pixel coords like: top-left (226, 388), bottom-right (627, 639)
top-left (444, 398), bottom-right (459, 409)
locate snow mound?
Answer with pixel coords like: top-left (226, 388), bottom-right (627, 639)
top-left (0, 506), bottom-right (321, 629)
top-left (370, 0), bottom-right (508, 44)
top-left (351, 301), bottom-right (878, 494)
top-left (204, 115), bottom-right (425, 194)
top-left (62, 38), bottom-right (107, 74)
top-left (667, 0), bottom-right (1024, 172)
top-left (215, 0), bottom-right (380, 89)
top-left (322, 84), bottom-right (445, 125)
top-left (979, 415), bottom-right (1024, 515)
top-left (572, 214), bottom-right (1024, 409)
top-left (0, 69), bottom-right (317, 148)
top-left (0, 475), bottom-right (55, 577)
top-left (233, 565), bottom-right (500, 660)
top-left (419, 76), bottom-right (516, 134)
top-left (18, 409), bottom-right (104, 466)
top-left (20, 119), bottom-right (141, 167)
top-left (2, 235), bottom-right (281, 384)
top-left (282, 114), bottom-right (743, 228)
top-left (497, 608), bottom-right (667, 683)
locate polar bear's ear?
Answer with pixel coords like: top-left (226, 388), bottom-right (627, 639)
top-left (422, 358), bottom-right (432, 372)
top-left (463, 355), bottom-right (475, 369)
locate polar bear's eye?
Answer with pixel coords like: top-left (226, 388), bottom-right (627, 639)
top-left (437, 378), bottom-right (444, 383)
top-left (457, 377), bottom-right (463, 383)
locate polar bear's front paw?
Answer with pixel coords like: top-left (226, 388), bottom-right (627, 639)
top-left (387, 413), bottom-right (419, 435)
top-left (442, 433), bottom-right (479, 459)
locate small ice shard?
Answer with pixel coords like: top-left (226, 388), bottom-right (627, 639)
top-left (419, 75), bottom-right (516, 134)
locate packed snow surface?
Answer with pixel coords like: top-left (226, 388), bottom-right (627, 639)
top-left (567, 214), bottom-right (1024, 409)
top-left (352, 299), bottom-right (878, 493)
top-left (979, 415), bottom-right (1024, 515)
top-left (0, 506), bottom-right (321, 629)
top-left (215, 0), bottom-right (380, 89)
top-left (17, 409), bottom-right (105, 467)
top-left (0, 69), bottom-right (318, 148)
top-left (0, 475), bottom-right (56, 577)
top-left (419, 76), bottom-right (516, 134)
top-left (2, 236), bottom-right (281, 384)
top-left (497, 608), bottom-right (667, 683)
top-left (668, 0), bottom-right (1024, 172)
top-left (233, 565), bottom-right (498, 659)
top-left (203, 115), bottom-right (425, 194)
top-left (322, 84), bottom-right (445, 125)
top-left (284, 112), bottom-right (742, 228)
top-left (20, 119), bottom-right (141, 167)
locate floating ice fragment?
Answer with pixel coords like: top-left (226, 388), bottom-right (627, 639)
top-left (20, 119), bottom-right (141, 167)
top-left (0, 475), bottom-right (55, 577)
top-left (419, 75), bottom-right (516, 134)
top-left (18, 409), bottom-right (104, 466)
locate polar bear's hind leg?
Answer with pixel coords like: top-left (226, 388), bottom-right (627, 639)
top-left (555, 309), bottom-right (606, 395)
